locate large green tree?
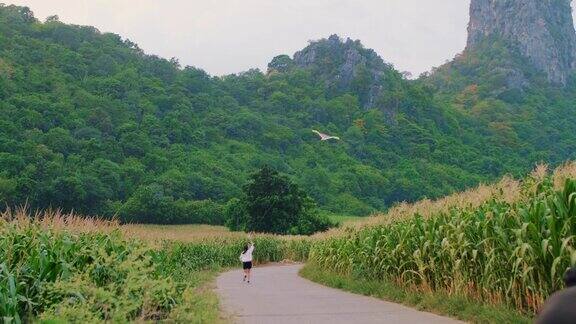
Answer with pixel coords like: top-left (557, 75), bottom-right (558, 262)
top-left (227, 166), bottom-right (333, 234)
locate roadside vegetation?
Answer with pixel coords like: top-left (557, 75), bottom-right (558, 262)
top-left (300, 264), bottom-right (531, 324)
top-left (305, 163), bottom-right (576, 322)
top-left (2, 164), bottom-right (575, 323)
top-left (0, 210), bottom-right (310, 323)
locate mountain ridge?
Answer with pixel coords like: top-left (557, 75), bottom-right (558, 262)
top-left (1, 3), bottom-right (576, 224)
top-left (269, 34), bottom-right (404, 120)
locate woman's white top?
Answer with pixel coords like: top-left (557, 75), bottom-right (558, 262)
top-left (240, 244), bottom-right (254, 262)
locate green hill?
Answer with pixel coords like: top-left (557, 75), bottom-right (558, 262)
top-left (1, 4), bottom-right (575, 223)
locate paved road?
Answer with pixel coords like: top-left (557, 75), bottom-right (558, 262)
top-left (216, 264), bottom-right (464, 324)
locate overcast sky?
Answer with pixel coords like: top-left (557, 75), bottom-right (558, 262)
top-left (4, 1), bottom-right (575, 77)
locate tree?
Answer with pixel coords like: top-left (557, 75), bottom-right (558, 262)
top-left (226, 166), bottom-right (334, 235)
top-left (267, 55), bottom-right (294, 73)
top-left (119, 184), bottom-right (174, 223)
top-left (3, 4), bottom-right (576, 224)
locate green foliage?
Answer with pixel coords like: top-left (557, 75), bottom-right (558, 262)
top-left (0, 223), bottom-right (177, 323)
top-left (0, 216), bottom-right (312, 323)
top-left (119, 184), bottom-right (224, 224)
top-left (322, 213), bottom-right (362, 225)
top-left (268, 54), bottom-right (295, 73)
top-left (226, 166), bottom-right (335, 235)
top-left (224, 198), bottom-right (248, 232)
top-left (1, 5), bottom-right (576, 225)
top-left (309, 176), bottom-right (576, 314)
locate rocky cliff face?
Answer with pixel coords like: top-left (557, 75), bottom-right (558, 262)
top-left (272, 35), bottom-right (398, 109)
top-left (467, 0), bottom-right (576, 84)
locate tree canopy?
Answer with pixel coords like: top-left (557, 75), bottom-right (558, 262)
top-left (0, 5), bottom-right (575, 224)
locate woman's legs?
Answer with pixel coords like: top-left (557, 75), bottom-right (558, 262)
top-left (242, 262), bottom-right (253, 283)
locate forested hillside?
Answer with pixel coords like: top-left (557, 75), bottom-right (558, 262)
top-left (1, 4), bottom-right (575, 223)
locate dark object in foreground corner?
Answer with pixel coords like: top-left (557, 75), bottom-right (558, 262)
top-left (536, 268), bottom-right (576, 324)
top-left (563, 267), bottom-right (576, 288)
top-left (535, 287), bottom-right (576, 324)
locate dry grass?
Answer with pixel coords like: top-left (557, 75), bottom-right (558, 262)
top-left (553, 161), bottom-right (576, 189)
top-left (315, 163), bottom-right (576, 237)
top-left (0, 207), bottom-right (119, 233)
top-left (0, 208), bottom-right (238, 243)
top-left (5, 162), bottom-right (576, 243)
top-left (0, 208), bottom-right (307, 246)
top-left (122, 224), bottom-right (244, 242)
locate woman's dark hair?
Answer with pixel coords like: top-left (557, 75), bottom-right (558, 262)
top-left (564, 267), bottom-right (576, 287)
top-left (242, 244), bottom-right (249, 254)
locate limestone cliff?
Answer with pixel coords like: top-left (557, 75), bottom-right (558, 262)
top-left (269, 35), bottom-right (400, 109)
top-left (467, 0), bottom-right (576, 84)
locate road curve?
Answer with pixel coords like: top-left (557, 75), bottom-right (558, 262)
top-left (216, 264), bottom-right (464, 324)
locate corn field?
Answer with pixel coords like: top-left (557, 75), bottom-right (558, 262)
top-left (309, 175), bottom-right (576, 314)
top-left (0, 210), bottom-right (311, 323)
top-left (154, 236), bottom-right (311, 279)
top-left (4, 164), bottom-right (575, 321)
top-left (0, 217), bottom-right (189, 323)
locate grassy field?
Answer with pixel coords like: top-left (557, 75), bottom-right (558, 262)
top-left (122, 224), bottom-right (243, 243)
top-left (324, 214), bottom-right (364, 225)
top-left (121, 215), bottom-right (362, 243)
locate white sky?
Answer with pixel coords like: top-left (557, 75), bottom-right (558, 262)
top-left (3, 1), bottom-right (575, 76)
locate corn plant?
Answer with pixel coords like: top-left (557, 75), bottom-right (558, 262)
top-left (0, 214), bottom-right (313, 322)
top-left (0, 221), bottom-right (178, 323)
top-left (309, 177), bottom-right (576, 314)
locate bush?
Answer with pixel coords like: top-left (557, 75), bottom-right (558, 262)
top-left (224, 198), bottom-right (248, 231)
top-left (289, 205), bottom-right (334, 235)
top-left (172, 199), bottom-right (225, 225)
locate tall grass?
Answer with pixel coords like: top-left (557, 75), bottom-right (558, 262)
top-left (309, 164), bottom-right (576, 314)
top-left (0, 209), bottom-right (312, 323)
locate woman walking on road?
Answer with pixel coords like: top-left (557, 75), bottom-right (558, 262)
top-left (240, 241), bottom-right (255, 283)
